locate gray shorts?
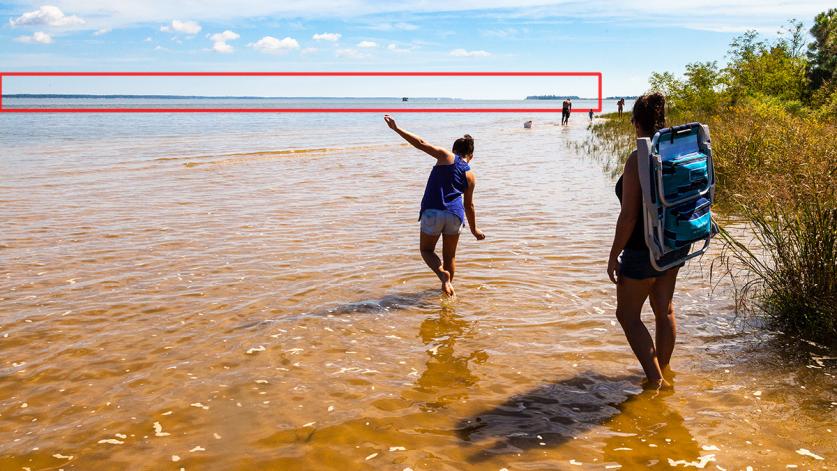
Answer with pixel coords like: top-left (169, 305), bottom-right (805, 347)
top-left (420, 209), bottom-right (463, 236)
top-left (619, 247), bottom-right (687, 280)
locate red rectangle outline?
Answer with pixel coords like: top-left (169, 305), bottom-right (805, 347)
top-left (0, 71), bottom-right (602, 113)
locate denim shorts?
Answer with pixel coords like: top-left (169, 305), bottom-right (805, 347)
top-left (619, 247), bottom-right (687, 280)
top-left (420, 209), bottom-right (463, 236)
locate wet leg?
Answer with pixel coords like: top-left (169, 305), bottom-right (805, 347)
top-left (616, 276), bottom-right (667, 385)
top-left (649, 268), bottom-right (679, 371)
top-left (441, 233), bottom-right (460, 295)
top-left (420, 232), bottom-right (452, 295)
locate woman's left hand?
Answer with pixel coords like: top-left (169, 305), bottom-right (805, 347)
top-left (607, 254), bottom-right (621, 285)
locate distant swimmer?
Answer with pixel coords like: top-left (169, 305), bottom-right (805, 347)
top-left (561, 98), bottom-right (572, 125)
top-left (384, 115), bottom-right (486, 296)
top-left (617, 98), bottom-right (625, 117)
top-left (524, 120), bottom-right (533, 129)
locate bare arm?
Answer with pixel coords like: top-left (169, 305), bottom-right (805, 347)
top-left (464, 171), bottom-right (485, 240)
top-left (608, 152), bottom-right (642, 284)
top-left (384, 115), bottom-right (453, 161)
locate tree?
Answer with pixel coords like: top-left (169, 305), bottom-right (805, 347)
top-left (648, 71), bottom-right (683, 112)
top-left (724, 27), bottom-right (808, 105)
top-left (807, 9), bottom-right (837, 92)
top-left (682, 61), bottom-right (724, 112)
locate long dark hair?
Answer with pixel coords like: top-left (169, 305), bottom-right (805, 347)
top-left (632, 92), bottom-right (666, 135)
top-left (452, 134), bottom-right (474, 157)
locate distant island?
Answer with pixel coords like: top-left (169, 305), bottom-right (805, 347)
top-left (526, 95), bottom-right (581, 100)
top-left (526, 95), bottom-right (631, 100)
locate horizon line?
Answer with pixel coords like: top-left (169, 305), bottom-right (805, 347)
top-left (2, 94), bottom-right (613, 100)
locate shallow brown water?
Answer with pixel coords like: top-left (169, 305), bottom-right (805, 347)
top-left (1, 108), bottom-right (835, 470)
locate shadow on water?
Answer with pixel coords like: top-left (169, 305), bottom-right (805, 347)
top-left (324, 289), bottom-right (440, 315)
top-left (455, 374), bottom-right (704, 467)
top-left (455, 373), bottom-right (636, 463)
top-left (235, 289), bottom-right (440, 329)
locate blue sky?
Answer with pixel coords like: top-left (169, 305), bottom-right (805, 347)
top-left (0, 1), bottom-right (831, 98)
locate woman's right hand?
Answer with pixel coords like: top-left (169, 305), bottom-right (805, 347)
top-left (607, 253), bottom-right (621, 284)
top-left (472, 228), bottom-right (486, 240)
top-left (384, 115), bottom-right (398, 131)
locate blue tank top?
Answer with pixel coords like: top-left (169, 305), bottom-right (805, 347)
top-left (419, 155), bottom-right (470, 223)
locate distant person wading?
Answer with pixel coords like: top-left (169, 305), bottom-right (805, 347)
top-left (384, 115), bottom-right (486, 296)
top-left (561, 98), bottom-right (573, 125)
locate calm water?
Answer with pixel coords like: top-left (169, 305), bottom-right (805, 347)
top-left (1, 99), bottom-right (834, 470)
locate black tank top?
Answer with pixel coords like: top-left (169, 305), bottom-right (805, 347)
top-left (615, 175), bottom-right (648, 250)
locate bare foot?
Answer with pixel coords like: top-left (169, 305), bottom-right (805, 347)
top-left (439, 268), bottom-right (455, 296)
top-left (642, 377), bottom-right (673, 396)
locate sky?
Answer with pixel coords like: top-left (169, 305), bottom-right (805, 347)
top-left (0, 1), bottom-right (832, 98)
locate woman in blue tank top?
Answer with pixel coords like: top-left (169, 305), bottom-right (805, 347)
top-left (385, 115), bottom-right (486, 296)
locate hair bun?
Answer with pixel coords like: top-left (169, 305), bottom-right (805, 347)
top-left (452, 134), bottom-right (475, 156)
top-left (647, 92), bottom-right (665, 106)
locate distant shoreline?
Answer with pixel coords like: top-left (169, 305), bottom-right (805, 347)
top-left (1, 94), bottom-right (466, 100)
top-left (526, 95), bottom-right (581, 100)
top-left (3, 94), bottom-right (617, 100)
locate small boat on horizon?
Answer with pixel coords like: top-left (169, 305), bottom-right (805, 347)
top-left (402, 97), bottom-right (408, 102)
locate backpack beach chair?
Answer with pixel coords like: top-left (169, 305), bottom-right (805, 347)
top-left (636, 122), bottom-right (717, 271)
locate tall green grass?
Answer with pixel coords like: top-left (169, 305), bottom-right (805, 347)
top-left (588, 102), bottom-right (837, 346)
top-left (720, 187), bottom-right (835, 343)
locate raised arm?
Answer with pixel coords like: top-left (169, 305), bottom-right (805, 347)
top-left (608, 151), bottom-right (641, 284)
top-left (384, 115), bottom-right (453, 161)
top-left (464, 171), bottom-right (486, 240)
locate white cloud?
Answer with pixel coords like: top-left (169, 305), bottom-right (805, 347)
top-left (15, 31), bottom-right (53, 44)
top-left (213, 42), bottom-right (233, 53)
top-left (312, 32), bottom-right (341, 41)
top-left (161, 19), bottom-right (201, 35)
top-left (9, 5), bottom-right (84, 27)
top-left (249, 36), bottom-right (300, 53)
top-left (387, 43), bottom-right (412, 53)
top-left (481, 27), bottom-right (525, 38)
top-left (450, 48), bottom-right (491, 57)
top-left (370, 22), bottom-right (418, 31)
top-left (336, 48), bottom-right (366, 59)
top-left (210, 30), bottom-right (239, 41)
top-left (301, 47), bottom-right (319, 54)
top-left (93, 27), bottom-right (111, 36)
top-left (210, 30), bottom-right (239, 53)
top-left (357, 40), bottom-right (377, 48)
